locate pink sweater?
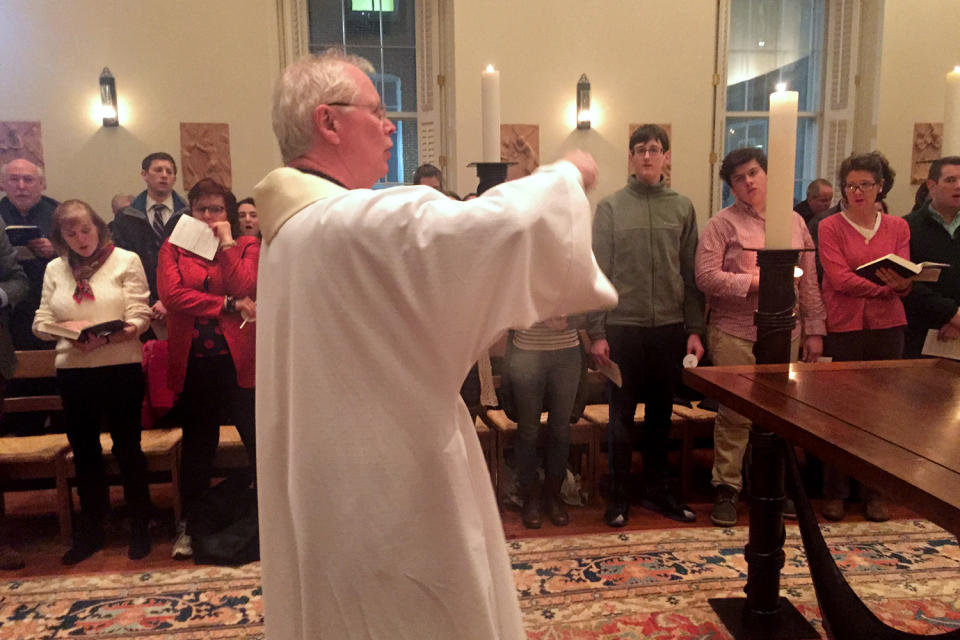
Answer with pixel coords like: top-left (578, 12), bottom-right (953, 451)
top-left (818, 213), bottom-right (909, 333)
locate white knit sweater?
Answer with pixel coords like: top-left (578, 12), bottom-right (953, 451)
top-left (32, 248), bottom-right (151, 369)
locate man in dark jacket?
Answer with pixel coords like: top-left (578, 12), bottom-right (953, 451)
top-left (112, 152), bottom-right (186, 333)
top-left (903, 156), bottom-right (960, 356)
top-left (0, 159), bottom-right (58, 350)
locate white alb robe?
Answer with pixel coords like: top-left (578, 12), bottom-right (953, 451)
top-left (253, 161), bottom-right (617, 639)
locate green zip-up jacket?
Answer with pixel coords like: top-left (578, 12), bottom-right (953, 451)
top-left (586, 176), bottom-right (705, 340)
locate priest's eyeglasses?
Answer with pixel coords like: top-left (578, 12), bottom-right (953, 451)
top-left (844, 182), bottom-right (878, 193)
top-left (328, 102), bottom-right (388, 120)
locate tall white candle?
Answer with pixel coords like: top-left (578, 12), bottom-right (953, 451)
top-left (765, 84), bottom-right (799, 249)
top-left (481, 65), bottom-right (501, 162)
top-left (944, 66), bottom-right (960, 154)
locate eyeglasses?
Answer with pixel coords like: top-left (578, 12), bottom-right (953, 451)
top-left (193, 205), bottom-right (226, 215)
top-left (5, 175), bottom-right (38, 186)
top-left (844, 182), bottom-right (878, 193)
top-left (328, 102), bottom-right (388, 120)
top-left (632, 146), bottom-right (664, 157)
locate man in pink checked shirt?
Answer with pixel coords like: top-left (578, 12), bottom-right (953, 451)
top-left (694, 147), bottom-right (826, 527)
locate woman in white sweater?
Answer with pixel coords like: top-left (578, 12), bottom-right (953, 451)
top-left (33, 200), bottom-right (153, 564)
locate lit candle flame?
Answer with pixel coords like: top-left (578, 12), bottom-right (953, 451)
top-left (485, 64), bottom-right (495, 73)
top-left (954, 65), bottom-right (960, 73)
top-left (775, 82), bottom-right (787, 92)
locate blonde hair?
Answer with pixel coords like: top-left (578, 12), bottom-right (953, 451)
top-left (50, 200), bottom-right (111, 259)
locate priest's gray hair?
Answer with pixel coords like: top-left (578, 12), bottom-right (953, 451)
top-left (272, 49), bottom-right (376, 163)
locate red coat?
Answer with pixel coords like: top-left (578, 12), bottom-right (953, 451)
top-left (157, 236), bottom-right (259, 393)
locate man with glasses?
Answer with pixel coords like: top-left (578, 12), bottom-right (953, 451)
top-left (252, 49), bottom-right (615, 640)
top-left (0, 159), bottom-right (58, 351)
top-left (587, 124), bottom-right (704, 526)
top-left (904, 156), bottom-right (960, 356)
top-left (695, 147), bottom-right (826, 527)
top-left (113, 152), bottom-right (187, 334)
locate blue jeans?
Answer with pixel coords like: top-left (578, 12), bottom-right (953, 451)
top-left (508, 346), bottom-right (581, 487)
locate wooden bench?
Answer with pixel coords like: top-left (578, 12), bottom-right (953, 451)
top-left (481, 408), bottom-right (599, 503)
top-left (582, 400), bottom-right (716, 500)
top-left (62, 428), bottom-right (183, 526)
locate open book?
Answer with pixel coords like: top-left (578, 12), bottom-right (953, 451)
top-left (855, 254), bottom-right (949, 285)
top-left (39, 319), bottom-right (126, 342)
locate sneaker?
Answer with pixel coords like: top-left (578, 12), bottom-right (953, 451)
top-left (172, 521), bottom-right (192, 560)
top-left (783, 497), bottom-right (797, 520)
top-left (641, 488), bottom-right (696, 523)
top-left (864, 497), bottom-right (889, 522)
top-left (0, 544), bottom-right (24, 570)
top-left (822, 498), bottom-right (845, 521)
top-left (710, 485), bottom-right (739, 527)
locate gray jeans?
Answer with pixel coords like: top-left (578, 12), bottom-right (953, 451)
top-left (508, 345), bottom-right (581, 487)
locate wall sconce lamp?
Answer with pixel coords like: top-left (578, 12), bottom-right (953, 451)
top-left (576, 74), bottom-right (591, 130)
top-left (99, 67), bottom-right (119, 127)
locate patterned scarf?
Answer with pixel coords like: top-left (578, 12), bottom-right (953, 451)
top-left (70, 243), bottom-right (115, 303)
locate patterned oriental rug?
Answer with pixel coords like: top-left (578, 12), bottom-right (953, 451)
top-left (0, 520), bottom-right (957, 639)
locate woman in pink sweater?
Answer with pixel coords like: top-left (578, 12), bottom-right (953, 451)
top-left (818, 151), bottom-right (913, 522)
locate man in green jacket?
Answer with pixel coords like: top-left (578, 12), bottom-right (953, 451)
top-left (587, 124), bottom-right (705, 527)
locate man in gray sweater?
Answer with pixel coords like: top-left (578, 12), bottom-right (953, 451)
top-left (587, 124), bottom-right (705, 526)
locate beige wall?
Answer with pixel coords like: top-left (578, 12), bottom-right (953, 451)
top-left (876, 0), bottom-right (960, 216)
top-left (448, 0), bottom-right (718, 224)
top-left (0, 0), bottom-right (282, 219)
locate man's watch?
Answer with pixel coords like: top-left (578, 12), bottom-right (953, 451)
top-left (224, 296), bottom-right (237, 314)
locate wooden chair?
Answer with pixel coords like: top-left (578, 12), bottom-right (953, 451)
top-left (474, 416), bottom-right (496, 488)
top-left (0, 350), bottom-right (72, 541)
top-left (582, 400), bottom-right (717, 501)
top-left (481, 408), bottom-right (599, 503)
top-left (62, 428), bottom-right (184, 525)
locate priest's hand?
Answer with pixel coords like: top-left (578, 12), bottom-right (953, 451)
top-left (802, 335), bottom-right (823, 362)
top-left (590, 338), bottom-right (611, 368)
top-left (563, 150), bottom-right (598, 192)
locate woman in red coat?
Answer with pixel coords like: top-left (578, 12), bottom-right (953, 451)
top-left (157, 178), bottom-right (258, 559)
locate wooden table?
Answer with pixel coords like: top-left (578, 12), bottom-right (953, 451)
top-left (684, 358), bottom-right (960, 639)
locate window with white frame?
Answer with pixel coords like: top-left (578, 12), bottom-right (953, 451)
top-left (308, 0), bottom-right (420, 187)
top-left (721, 0), bottom-right (826, 207)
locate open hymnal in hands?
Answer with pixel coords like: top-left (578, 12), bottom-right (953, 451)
top-left (855, 254), bottom-right (949, 285)
top-left (169, 215), bottom-right (219, 260)
top-left (40, 319), bottom-right (126, 342)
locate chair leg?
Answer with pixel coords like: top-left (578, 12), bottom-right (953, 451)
top-left (54, 455), bottom-right (73, 544)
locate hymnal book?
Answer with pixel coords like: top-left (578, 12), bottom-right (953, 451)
top-left (921, 329), bottom-right (960, 360)
top-left (40, 319), bottom-right (126, 342)
top-left (855, 254), bottom-right (949, 285)
top-left (169, 215), bottom-right (219, 261)
top-left (5, 225), bottom-right (42, 247)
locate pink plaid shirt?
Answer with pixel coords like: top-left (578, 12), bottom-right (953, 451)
top-left (694, 201), bottom-right (826, 342)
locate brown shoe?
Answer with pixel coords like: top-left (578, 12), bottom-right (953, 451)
top-left (864, 497), bottom-right (889, 522)
top-left (822, 498), bottom-right (845, 521)
top-left (0, 544), bottom-right (24, 570)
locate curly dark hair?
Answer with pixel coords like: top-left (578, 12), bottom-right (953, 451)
top-left (837, 151), bottom-right (895, 202)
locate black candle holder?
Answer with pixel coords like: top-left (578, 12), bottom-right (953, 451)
top-left (467, 161), bottom-right (515, 195)
top-left (709, 247), bottom-right (819, 639)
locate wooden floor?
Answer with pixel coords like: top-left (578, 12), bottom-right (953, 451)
top-left (1, 448), bottom-right (917, 578)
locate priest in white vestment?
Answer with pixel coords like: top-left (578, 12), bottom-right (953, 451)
top-left (254, 49), bottom-right (618, 639)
